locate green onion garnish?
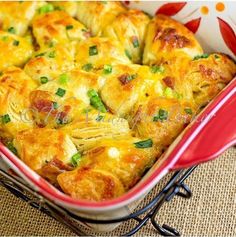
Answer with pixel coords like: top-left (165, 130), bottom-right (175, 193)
top-left (134, 139), bottom-right (153, 148)
top-left (150, 65), bottom-right (165, 74)
top-left (71, 152), bottom-right (81, 167)
top-left (54, 5), bottom-right (64, 11)
top-left (193, 53), bottom-right (209, 60)
top-left (82, 63), bottom-right (93, 72)
top-left (131, 36), bottom-right (139, 48)
top-left (38, 4), bottom-right (54, 14)
top-left (1, 114), bottom-right (11, 124)
top-left (48, 51), bottom-right (56, 58)
top-left (13, 40), bottom-right (19, 46)
top-left (48, 41), bottom-right (55, 48)
top-left (56, 117), bottom-right (68, 125)
top-left (59, 73), bottom-right (69, 84)
top-left (164, 87), bottom-right (173, 98)
top-left (52, 102), bottom-right (59, 109)
top-left (35, 52), bottom-right (46, 58)
top-left (66, 25), bottom-right (73, 30)
top-left (153, 109), bottom-right (168, 122)
top-left (184, 108), bottom-right (193, 115)
top-left (1, 36), bottom-right (8, 42)
top-left (6, 141), bottom-right (18, 155)
top-left (214, 54), bottom-right (220, 59)
top-left (55, 88), bottom-right (66, 97)
top-left (87, 89), bottom-right (106, 113)
top-left (103, 64), bottom-right (112, 74)
top-left (8, 27), bottom-right (16, 34)
top-left (89, 45), bottom-right (98, 56)
top-left (125, 49), bottom-right (132, 60)
top-left (96, 115), bottom-right (104, 122)
top-left (40, 76), bottom-right (48, 84)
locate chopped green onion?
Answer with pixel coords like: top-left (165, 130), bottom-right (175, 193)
top-left (164, 87), bottom-right (173, 98)
top-left (103, 64), bottom-right (112, 74)
top-left (184, 108), bottom-right (193, 115)
top-left (150, 65), bottom-right (165, 74)
top-left (8, 27), bottom-right (16, 34)
top-left (193, 53), bottom-right (209, 60)
top-left (87, 89), bottom-right (98, 98)
top-left (56, 117), bottom-right (68, 125)
top-left (96, 115), bottom-right (104, 122)
top-left (89, 45), bottom-right (98, 56)
top-left (131, 36), bottom-right (139, 48)
top-left (6, 141), bottom-right (18, 155)
top-left (153, 109), bottom-right (168, 122)
top-left (40, 76), bottom-right (48, 84)
top-left (125, 49), bottom-right (132, 60)
top-left (1, 36), bottom-right (8, 42)
top-left (87, 89), bottom-right (106, 113)
top-left (71, 152), bottom-right (81, 167)
top-left (82, 107), bottom-right (92, 114)
top-left (55, 88), bottom-right (66, 97)
top-left (66, 25), bottom-right (73, 30)
top-left (38, 4), bottom-right (54, 14)
top-left (82, 63), bottom-right (93, 72)
top-left (13, 40), bottom-right (19, 46)
top-left (52, 102), bottom-right (59, 109)
top-left (214, 54), bottom-right (220, 59)
top-left (48, 51), bottom-right (56, 58)
top-left (1, 114), bottom-right (11, 124)
top-left (54, 5), bottom-right (64, 11)
top-left (48, 40), bottom-right (55, 48)
top-left (134, 139), bottom-right (153, 149)
top-left (35, 52), bottom-right (46, 58)
top-left (59, 73), bottom-right (69, 84)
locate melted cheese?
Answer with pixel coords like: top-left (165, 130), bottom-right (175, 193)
top-left (32, 10), bottom-right (90, 49)
top-left (76, 1), bottom-right (126, 36)
top-left (0, 67), bottom-right (37, 138)
top-left (0, 31), bottom-right (33, 70)
top-left (143, 14), bottom-right (203, 65)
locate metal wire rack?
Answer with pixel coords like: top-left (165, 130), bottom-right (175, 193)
top-left (0, 166), bottom-right (197, 236)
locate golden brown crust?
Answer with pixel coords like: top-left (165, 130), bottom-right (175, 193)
top-left (130, 97), bottom-right (194, 150)
top-left (57, 136), bottom-right (157, 201)
top-left (0, 31), bottom-right (33, 70)
top-left (14, 128), bottom-right (77, 183)
top-left (102, 9), bottom-right (150, 63)
top-left (32, 10), bottom-right (90, 49)
top-left (0, 2), bottom-right (45, 36)
top-left (75, 37), bottom-right (131, 70)
top-left (143, 14), bottom-right (203, 65)
top-left (76, 1), bottom-right (126, 36)
top-left (185, 53), bottom-right (236, 107)
top-left (51, 2), bottom-right (78, 17)
top-left (0, 67), bottom-right (37, 138)
top-left (24, 43), bottom-right (76, 83)
top-left (57, 168), bottom-right (125, 201)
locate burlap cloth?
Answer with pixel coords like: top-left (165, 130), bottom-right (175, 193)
top-left (0, 148), bottom-right (236, 236)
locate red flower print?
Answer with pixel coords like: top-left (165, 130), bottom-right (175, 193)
top-left (185, 17), bottom-right (201, 33)
top-left (218, 17), bottom-right (236, 55)
top-left (156, 2), bottom-right (187, 16)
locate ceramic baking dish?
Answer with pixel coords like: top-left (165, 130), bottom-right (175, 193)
top-left (0, 1), bottom-right (236, 232)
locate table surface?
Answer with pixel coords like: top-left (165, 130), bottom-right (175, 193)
top-left (1, 148), bottom-right (236, 236)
